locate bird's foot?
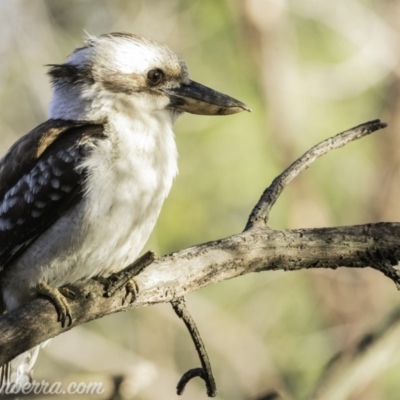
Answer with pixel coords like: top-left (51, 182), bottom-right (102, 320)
top-left (96, 274), bottom-right (137, 303)
top-left (104, 251), bottom-right (155, 302)
top-left (36, 282), bottom-right (74, 327)
top-left (123, 278), bottom-right (139, 304)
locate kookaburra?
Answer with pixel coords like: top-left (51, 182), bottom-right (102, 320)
top-left (0, 32), bottom-right (249, 384)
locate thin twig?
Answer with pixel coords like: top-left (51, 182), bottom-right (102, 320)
top-left (245, 119), bottom-right (387, 230)
top-left (171, 297), bottom-right (217, 397)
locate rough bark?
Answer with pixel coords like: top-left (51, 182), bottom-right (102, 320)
top-left (0, 120), bottom-right (397, 380)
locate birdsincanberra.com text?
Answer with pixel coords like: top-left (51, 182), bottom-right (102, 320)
top-left (0, 380), bottom-right (105, 395)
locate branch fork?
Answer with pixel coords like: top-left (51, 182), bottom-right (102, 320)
top-left (1, 119), bottom-right (395, 398)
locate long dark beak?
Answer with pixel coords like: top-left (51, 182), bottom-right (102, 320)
top-left (166, 80), bottom-right (251, 115)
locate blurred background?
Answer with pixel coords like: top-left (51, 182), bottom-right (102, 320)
top-left (1, 0), bottom-right (400, 399)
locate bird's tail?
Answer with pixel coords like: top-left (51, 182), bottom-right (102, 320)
top-left (0, 346), bottom-right (42, 391)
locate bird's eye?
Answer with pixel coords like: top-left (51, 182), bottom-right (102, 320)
top-left (147, 68), bottom-right (164, 85)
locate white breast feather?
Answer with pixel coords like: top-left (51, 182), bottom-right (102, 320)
top-left (2, 100), bottom-right (178, 310)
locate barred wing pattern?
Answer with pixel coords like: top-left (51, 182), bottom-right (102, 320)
top-left (0, 120), bottom-right (105, 271)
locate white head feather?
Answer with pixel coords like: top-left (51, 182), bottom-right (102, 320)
top-left (48, 33), bottom-right (188, 122)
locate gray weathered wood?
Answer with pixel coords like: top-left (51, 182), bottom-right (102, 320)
top-left (0, 119), bottom-right (396, 373)
top-left (0, 222), bottom-right (400, 366)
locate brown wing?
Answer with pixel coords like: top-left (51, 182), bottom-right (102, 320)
top-left (0, 120), bottom-right (105, 270)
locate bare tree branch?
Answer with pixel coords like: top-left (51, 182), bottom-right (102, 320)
top-left (246, 119), bottom-right (387, 229)
top-left (0, 119), bottom-right (396, 396)
top-left (1, 220), bottom-right (400, 365)
top-left (172, 297), bottom-right (217, 397)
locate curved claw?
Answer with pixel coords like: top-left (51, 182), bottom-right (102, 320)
top-left (123, 279), bottom-right (139, 305)
top-left (36, 282), bottom-right (73, 327)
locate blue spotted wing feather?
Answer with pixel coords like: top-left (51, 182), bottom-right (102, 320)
top-left (0, 120), bottom-right (104, 270)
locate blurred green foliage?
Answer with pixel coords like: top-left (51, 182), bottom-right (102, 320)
top-left (1, 0), bottom-right (400, 399)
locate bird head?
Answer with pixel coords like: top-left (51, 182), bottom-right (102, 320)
top-left (48, 33), bottom-right (250, 121)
